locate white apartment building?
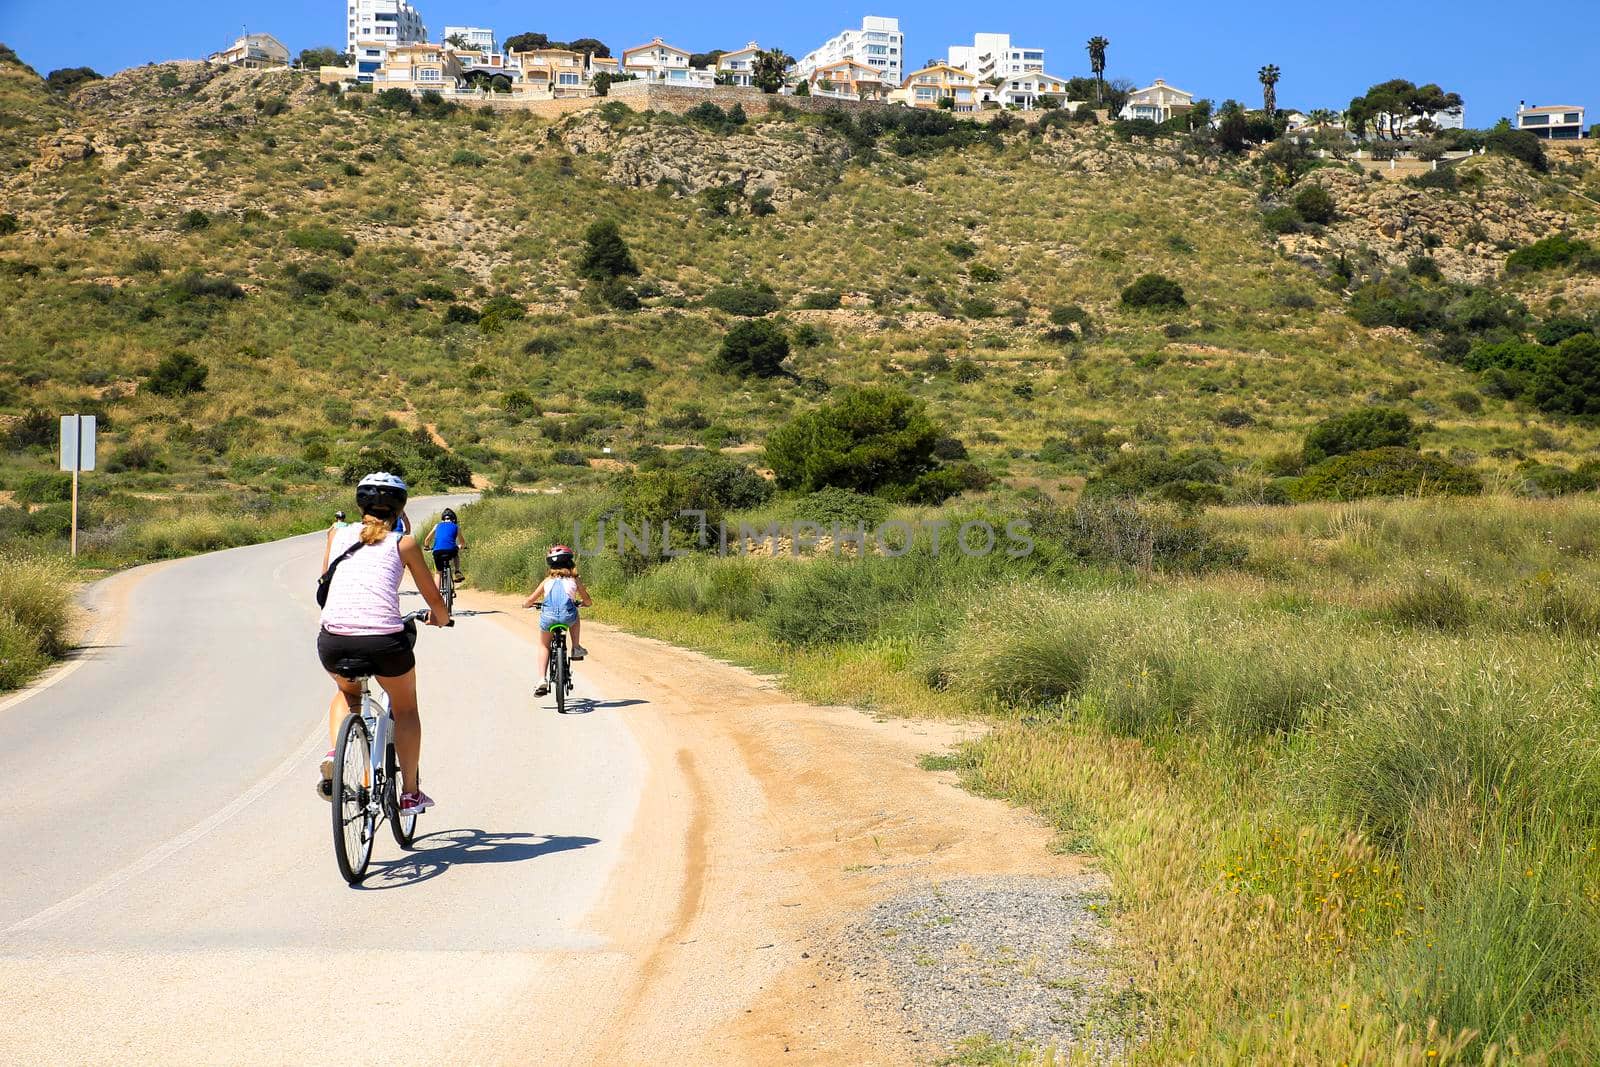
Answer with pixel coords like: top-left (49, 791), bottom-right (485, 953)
top-left (345, 0), bottom-right (426, 58)
top-left (442, 25), bottom-right (495, 52)
top-left (796, 15), bottom-right (903, 87)
top-left (947, 33), bottom-right (1044, 82)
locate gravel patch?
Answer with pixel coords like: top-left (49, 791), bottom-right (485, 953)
top-left (834, 874), bottom-right (1134, 1063)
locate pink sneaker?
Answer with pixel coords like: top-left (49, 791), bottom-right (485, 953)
top-left (400, 790), bottom-right (434, 816)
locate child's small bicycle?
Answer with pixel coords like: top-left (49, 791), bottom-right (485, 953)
top-left (545, 622), bottom-right (575, 715)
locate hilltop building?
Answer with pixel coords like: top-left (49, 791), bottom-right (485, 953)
top-left (442, 26), bottom-right (495, 52)
top-left (947, 33), bottom-right (1044, 82)
top-left (1119, 79), bottom-right (1194, 123)
top-left (901, 63), bottom-right (979, 112)
top-left (795, 16), bottom-right (904, 87)
top-left (622, 37), bottom-right (714, 87)
top-left (715, 42), bottom-right (762, 87)
top-left (207, 33), bottom-right (290, 69)
top-left (345, 0), bottom-right (426, 58)
top-left (1517, 102), bottom-right (1586, 140)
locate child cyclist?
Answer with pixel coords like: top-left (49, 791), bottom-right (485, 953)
top-left (523, 544), bottom-right (592, 697)
top-left (423, 507), bottom-right (467, 582)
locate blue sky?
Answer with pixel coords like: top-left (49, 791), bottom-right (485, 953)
top-left (1, 1), bottom-right (1594, 123)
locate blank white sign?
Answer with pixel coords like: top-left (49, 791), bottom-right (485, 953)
top-left (59, 414), bottom-right (97, 472)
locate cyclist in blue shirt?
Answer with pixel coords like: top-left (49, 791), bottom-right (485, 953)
top-left (423, 508), bottom-right (467, 583)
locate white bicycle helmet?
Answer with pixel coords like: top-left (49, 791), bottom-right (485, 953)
top-left (355, 471), bottom-right (408, 518)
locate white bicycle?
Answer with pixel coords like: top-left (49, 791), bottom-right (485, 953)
top-left (328, 609), bottom-right (448, 884)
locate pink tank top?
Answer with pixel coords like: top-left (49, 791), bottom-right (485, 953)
top-left (319, 525), bottom-right (405, 636)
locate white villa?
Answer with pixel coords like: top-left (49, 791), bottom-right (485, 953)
top-left (795, 15), bottom-right (903, 88)
top-left (622, 37), bottom-right (715, 87)
top-left (947, 32), bottom-right (1044, 82)
top-left (442, 25), bottom-right (495, 52)
top-left (207, 32), bottom-right (290, 69)
top-left (716, 42), bottom-right (761, 87)
top-left (1517, 102), bottom-right (1587, 140)
top-left (1119, 79), bottom-right (1194, 123)
top-left (345, 0), bottom-right (426, 58)
top-left (989, 71), bottom-right (1077, 111)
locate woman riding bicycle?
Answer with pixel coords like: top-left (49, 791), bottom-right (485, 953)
top-left (316, 472), bottom-right (450, 815)
top-left (524, 545), bottom-right (591, 698)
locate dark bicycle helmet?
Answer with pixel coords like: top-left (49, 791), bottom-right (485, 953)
top-left (334, 510), bottom-right (346, 522)
top-left (441, 508), bottom-right (457, 522)
top-left (355, 471), bottom-right (408, 519)
top-left (546, 544), bottom-right (575, 569)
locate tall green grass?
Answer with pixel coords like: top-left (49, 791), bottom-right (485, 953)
top-left (462, 489), bottom-right (1600, 1059)
top-left (0, 554), bottom-right (74, 689)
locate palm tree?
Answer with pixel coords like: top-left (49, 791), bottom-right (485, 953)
top-left (1258, 64), bottom-right (1280, 119)
top-left (1086, 37), bottom-right (1109, 104)
top-left (752, 48), bottom-right (792, 94)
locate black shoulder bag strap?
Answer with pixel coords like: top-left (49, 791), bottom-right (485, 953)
top-left (315, 541), bottom-right (366, 608)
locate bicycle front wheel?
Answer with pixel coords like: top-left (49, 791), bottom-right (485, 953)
top-left (387, 742), bottom-right (417, 849)
top-left (332, 713), bottom-right (375, 884)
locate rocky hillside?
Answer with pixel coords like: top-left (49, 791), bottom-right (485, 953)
top-left (2, 49), bottom-right (1599, 539)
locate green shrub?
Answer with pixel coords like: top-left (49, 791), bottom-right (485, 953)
top-left (449, 148), bottom-right (486, 167)
top-left (288, 225), bottom-right (356, 257)
top-left (1485, 127), bottom-right (1548, 172)
top-left (290, 267), bottom-right (337, 297)
top-left (1290, 447), bottom-right (1481, 501)
top-left (170, 271), bottom-right (243, 301)
top-left (1292, 184), bottom-right (1336, 224)
top-left (376, 87), bottom-right (417, 113)
top-left (799, 289), bottom-right (842, 310)
top-left (598, 276), bottom-right (641, 310)
top-left (0, 214), bottom-right (18, 236)
top-left (7, 408), bottom-right (55, 448)
top-left (577, 220), bottom-right (639, 280)
top-left (443, 303), bottom-right (480, 325)
top-left (1535, 316), bottom-right (1594, 346)
top-left (587, 386), bottom-right (647, 410)
top-left (416, 282), bottom-right (453, 301)
top-left (14, 471), bottom-right (71, 504)
top-left (1121, 273), bottom-right (1187, 309)
top-left (1448, 389), bottom-right (1483, 414)
top-left (1530, 333), bottom-right (1600, 415)
top-left (717, 319), bottom-right (789, 377)
top-left (143, 352), bottom-right (209, 396)
top-left (764, 386), bottom-right (958, 502)
top-left (1303, 407), bottom-right (1418, 464)
top-left (177, 208), bottom-right (210, 231)
top-left (1084, 447), bottom-right (1231, 506)
top-left (1027, 497), bottom-right (1246, 573)
top-left (1506, 234), bottom-right (1591, 274)
top-left (504, 389), bottom-right (540, 418)
top-left (477, 295), bottom-right (526, 333)
top-left (786, 486), bottom-right (891, 528)
top-left (156, 70), bottom-right (181, 90)
top-left (1261, 206), bottom-right (1300, 234)
top-left (704, 284), bottom-right (780, 317)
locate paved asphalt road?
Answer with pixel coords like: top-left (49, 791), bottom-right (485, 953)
top-left (0, 496), bottom-right (650, 1062)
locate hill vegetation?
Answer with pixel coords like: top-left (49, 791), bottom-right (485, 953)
top-left (5, 50), bottom-right (1600, 1059)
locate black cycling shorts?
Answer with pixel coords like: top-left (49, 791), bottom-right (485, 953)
top-left (432, 549), bottom-right (459, 570)
top-left (317, 624), bottom-right (417, 679)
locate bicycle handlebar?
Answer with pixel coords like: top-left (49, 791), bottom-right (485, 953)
top-left (403, 609), bottom-right (455, 627)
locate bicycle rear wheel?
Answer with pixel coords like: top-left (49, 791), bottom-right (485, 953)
top-left (440, 569), bottom-right (455, 613)
top-left (332, 713), bottom-right (375, 884)
top-left (553, 641), bottom-right (569, 715)
top-left (387, 742), bottom-right (417, 849)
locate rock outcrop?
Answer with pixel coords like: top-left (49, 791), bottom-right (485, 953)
top-left (557, 111), bottom-right (850, 207)
top-left (1278, 157), bottom-right (1583, 284)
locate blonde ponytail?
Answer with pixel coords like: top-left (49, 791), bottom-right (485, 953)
top-left (359, 514), bottom-right (394, 545)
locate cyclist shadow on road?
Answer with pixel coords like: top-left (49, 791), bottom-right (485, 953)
top-left (358, 829), bottom-right (598, 890)
top-left (558, 697), bottom-right (649, 716)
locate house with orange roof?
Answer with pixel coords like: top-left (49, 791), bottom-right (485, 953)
top-left (901, 63), bottom-right (979, 112)
top-left (622, 37), bottom-right (714, 87)
top-left (806, 59), bottom-right (890, 102)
